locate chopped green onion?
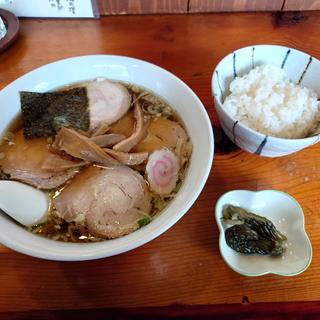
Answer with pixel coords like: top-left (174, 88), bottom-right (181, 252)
top-left (138, 216), bottom-right (151, 228)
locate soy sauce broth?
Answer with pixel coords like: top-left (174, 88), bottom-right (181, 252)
top-left (0, 80), bottom-right (192, 242)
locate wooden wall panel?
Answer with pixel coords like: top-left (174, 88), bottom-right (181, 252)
top-left (98, 0), bottom-right (188, 15)
top-left (97, 0), bottom-right (320, 14)
top-left (188, 0), bottom-right (283, 12)
top-left (283, 0), bottom-right (320, 10)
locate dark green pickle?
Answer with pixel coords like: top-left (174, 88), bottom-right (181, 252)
top-left (222, 204), bottom-right (287, 256)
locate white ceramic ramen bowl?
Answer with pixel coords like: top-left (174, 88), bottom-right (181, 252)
top-left (0, 55), bottom-right (214, 261)
top-left (215, 190), bottom-right (312, 276)
top-left (212, 45), bottom-right (320, 157)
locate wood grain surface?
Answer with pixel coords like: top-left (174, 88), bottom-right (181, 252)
top-left (97, 0), bottom-right (320, 14)
top-left (284, 0), bottom-right (320, 10)
top-left (2, 302), bottom-right (320, 319)
top-left (189, 0), bottom-right (283, 12)
top-left (1, 11), bottom-right (320, 313)
top-left (97, 0), bottom-right (188, 15)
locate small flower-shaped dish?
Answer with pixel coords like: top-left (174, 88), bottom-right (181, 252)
top-left (215, 190), bottom-right (312, 276)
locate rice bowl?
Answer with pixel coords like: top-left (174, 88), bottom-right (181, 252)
top-left (212, 45), bottom-right (320, 157)
top-left (223, 64), bottom-right (320, 139)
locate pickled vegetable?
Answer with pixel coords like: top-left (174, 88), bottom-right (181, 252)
top-left (222, 204), bottom-right (287, 256)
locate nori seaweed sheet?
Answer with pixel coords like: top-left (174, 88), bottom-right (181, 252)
top-left (20, 87), bottom-right (90, 139)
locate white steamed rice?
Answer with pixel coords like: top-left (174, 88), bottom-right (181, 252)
top-left (223, 64), bottom-right (320, 139)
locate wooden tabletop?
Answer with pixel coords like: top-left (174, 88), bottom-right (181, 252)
top-left (1, 11), bottom-right (320, 313)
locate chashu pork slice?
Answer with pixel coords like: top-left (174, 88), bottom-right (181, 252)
top-left (133, 118), bottom-right (189, 165)
top-left (53, 165), bottom-right (151, 239)
top-left (87, 80), bottom-right (131, 132)
top-left (0, 130), bottom-right (83, 189)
